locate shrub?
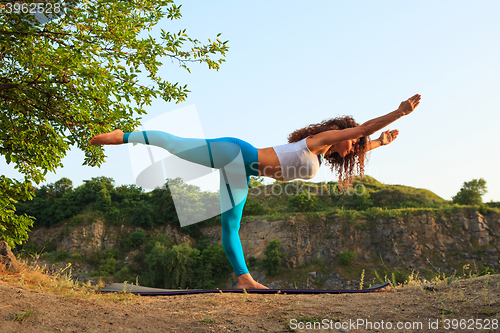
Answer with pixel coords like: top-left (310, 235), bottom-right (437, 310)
top-left (132, 202), bottom-right (155, 228)
top-left (354, 187), bottom-right (373, 210)
top-left (243, 200), bottom-right (264, 216)
top-left (96, 256), bottom-right (118, 276)
top-left (248, 256), bottom-right (258, 268)
top-left (338, 251), bottom-right (356, 265)
top-left (262, 239), bottom-right (287, 276)
top-left (478, 204), bottom-right (489, 215)
top-left (145, 242), bottom-right (196, 289)
top-left (288, 190), bottom-right (317, 212)
top-left (122, 229), bottom-right (149, 251)
top-left (452, 178), bottom-right (487, 206)
top-left (106, 209), bottom-right (122, 225)
top-left (200, 243), bottom-right (232, 279)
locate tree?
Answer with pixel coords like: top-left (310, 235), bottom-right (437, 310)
top-left (0, 176), bottom-right (35, 248)
top-left (53, 177), bottom-right (73, 198)
top-left (145, 241), bottom-right (196, 289)
top-left (0, 0), bottom-right (229, 247)
top-left (452, 178), bottom-right (487, 206)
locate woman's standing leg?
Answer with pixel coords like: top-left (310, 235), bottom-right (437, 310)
top-left (219, 171), bottom-right (268, 289)
top-left (219, 171), bottom-right (250, 276)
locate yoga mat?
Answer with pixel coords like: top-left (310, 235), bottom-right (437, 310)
top-left (99, 282), bottom-right (391, 296)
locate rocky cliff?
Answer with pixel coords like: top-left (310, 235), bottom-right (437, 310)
top-left (27, 210), bottom-right (500, 288)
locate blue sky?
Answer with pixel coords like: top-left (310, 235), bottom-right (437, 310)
top-left (2, 0), bottom-right (499, 202)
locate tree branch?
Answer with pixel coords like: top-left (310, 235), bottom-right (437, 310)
top-left (0, 79), bottom-right (70, 90)
top-left (0, 31), bottom-right (71, 36)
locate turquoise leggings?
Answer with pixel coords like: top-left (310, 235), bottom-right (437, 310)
top-left (124, 131), bottom-right (259, 276)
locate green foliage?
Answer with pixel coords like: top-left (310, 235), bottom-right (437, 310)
top-left (145, 242), bottom-right (196, 289)
top-left (106, 209), bottom-right (122, 225)
top-left (338, 251), bottom-right (356, 265)
top-left (89, 249), bottom-right (121, 276)
top-left (114, 265), bottom-right (138, 284)
top-left (15, 176), bottom-right (117, 227)
top-left (1, 0), bottom-right (228, 248)
top-left (288, 190), bottom-right (317, 212)
top-left (42, 250), bottom-right (70, 263)
top-left (477, 264), bottom-right (499, 276)
top-left (95, 188), bottom-right (112, 212)
top-left (164, 178), bottom-right (221, 225)
top-left (486, 201), bottom-right (500, 208)
top-left (248, 255), bottom-right (258, 268)
top-left (0, 176), bottom-right (35, 248)
top-left (199, 243), bottom-right (232, 282)
top-left (122, 229), bottom-right (149, 252)
top-left (453, 178), bottom-right (487, 206)
top-left (353, 186), bottom-right (373, 210)
top-left (142, 236), bottom-right (231, 289)
top-left (478, 204), bottom-right (489, 215)
top-left (262, 239), bottom-right (287, 276)
top-left (243, 199), bottom-right (265, 216)
top-left (96, 257), bottom-right (118, 277)
top-left (131, 201), bottom-right (155, 229)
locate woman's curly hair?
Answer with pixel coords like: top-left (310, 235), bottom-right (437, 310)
top-left (287, 116), bottom-right (370, 189)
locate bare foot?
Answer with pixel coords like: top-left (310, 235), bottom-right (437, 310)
top-left (237, 273), bottom-right (269, 290)
top-left (90, 129), bottom-right (124, 145)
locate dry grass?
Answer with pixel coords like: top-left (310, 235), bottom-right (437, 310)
top-left (0, 260), bottom-right (139, 304)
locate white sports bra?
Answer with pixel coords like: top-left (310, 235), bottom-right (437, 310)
top-left (272, 137), bottom-right (324, 181)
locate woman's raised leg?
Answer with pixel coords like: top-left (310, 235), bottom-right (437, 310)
top-left (90, 129), bottom-right (268, 289)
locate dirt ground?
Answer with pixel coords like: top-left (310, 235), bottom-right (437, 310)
top-left (1, 274), bottom-right (499, 333)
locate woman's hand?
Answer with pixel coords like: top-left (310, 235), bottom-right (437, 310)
top-left (398, 94), bottom-right (421, 115)
top-left (379, 129), bottom-right (399, 146)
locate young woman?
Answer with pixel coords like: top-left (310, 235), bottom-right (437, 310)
top-left (90, 94), bottom-right (421, 289)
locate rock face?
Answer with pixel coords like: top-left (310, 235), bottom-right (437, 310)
top-left (0, 241), bottom-right (20, 272)
top-left (27, 210), bottom-right (500, 275)
top-left (29, 221), bottom-right (194, 259)
top-left (201, 210), bottom-right (500, 271)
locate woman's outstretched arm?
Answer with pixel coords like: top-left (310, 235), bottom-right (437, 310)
top-left (366, 129), bottom-right (399, 151)
top-left (360, 94), bottom-right (420, 137)
top-left (311, 94), bottom-right (421, 148)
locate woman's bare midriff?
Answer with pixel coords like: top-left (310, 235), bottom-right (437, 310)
top-left (257, 137), bottom-right (330, 181)
top-left (257, 147), bottom-right (284, 181)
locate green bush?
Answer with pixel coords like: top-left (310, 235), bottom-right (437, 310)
top-left (143, 240), bottom-right (232, 289)
top-left (478, 204), bottom-right (489, 215)
top-left (144, 242), bottom-right (197, 289)
top-left (288, 190), bottom-right (317, 212)
top-left (41, 250), bottom-right (71, 263)
top-left (338, 251), bottom-right (356, 265)
top-left (96, 256), bottom-right (118, 276)
top-left (132, 201), bottom-right (155, 229)
top-left (452, 178), bottom-right (487, 206)
top-left (122, 229), bottom-right (149, 251)
top-left (106, 209), bottom-right (122, 225)
top-left (243, 200), bottom-right (264, 216)
top-left (70, 252), bottom-right (83, 261)
top-left (114, 265), bottom-right (138, 283)
top-left (262, 239), bottom-right (287, 276)
top-left (248, 256), bottom-right (258, 268)
top-left (200, 243), bottom-right (232, 279)
top-left (354, 187), bottom-right (373, 210)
